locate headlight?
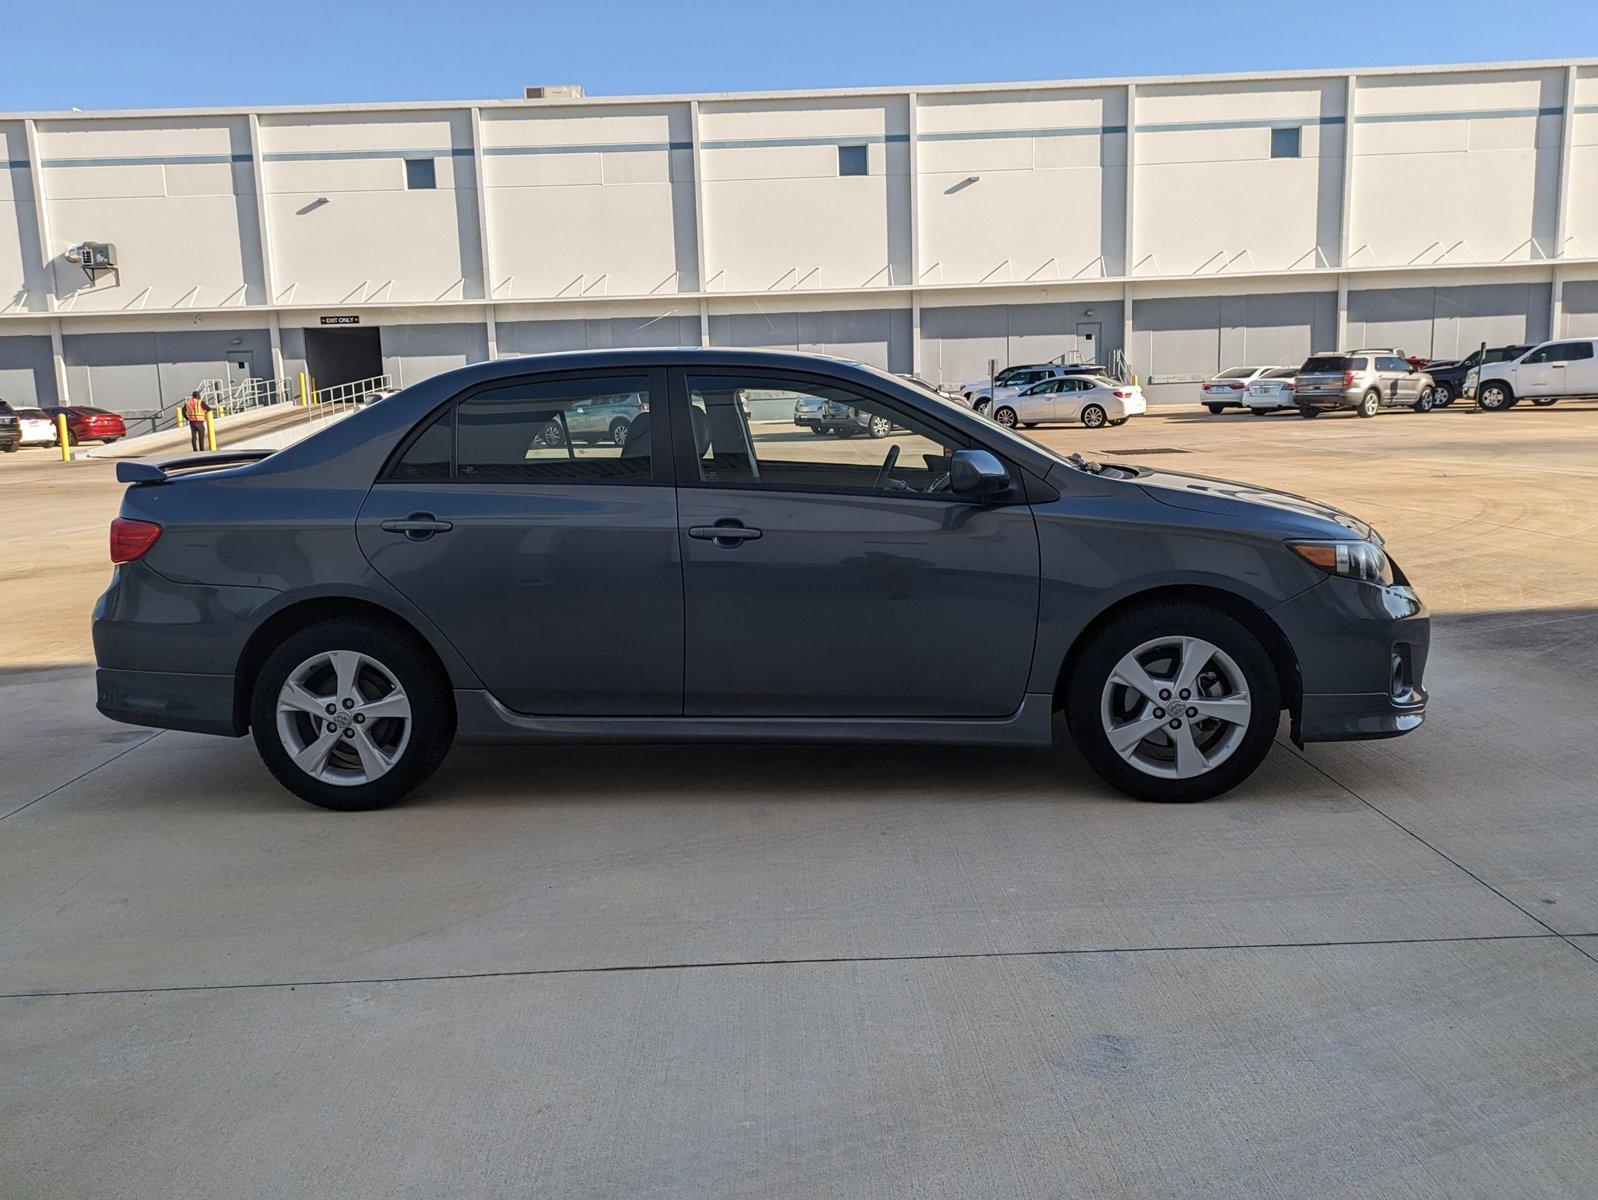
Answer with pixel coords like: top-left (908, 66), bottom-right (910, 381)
top-left (1288, 539), bottom-right (1394, 585)
top-left (1465, 368), bottom-right (1478, 386)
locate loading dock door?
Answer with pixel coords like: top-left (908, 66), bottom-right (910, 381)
top-left (304, 326), bottom-right (382, 390)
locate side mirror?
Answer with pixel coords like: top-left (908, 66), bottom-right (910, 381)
top-left (949, 448), bottom-right (1011, 500)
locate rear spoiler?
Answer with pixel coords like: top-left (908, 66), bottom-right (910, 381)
top-left (115, 449), bottom-right (276, 484)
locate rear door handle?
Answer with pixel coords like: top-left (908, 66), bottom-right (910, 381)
top-left (381, 513), bottom-right (453, 539)
top-left (689, 522), bottom-right (763, 548)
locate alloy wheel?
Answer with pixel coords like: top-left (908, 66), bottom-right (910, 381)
top-left (995, 407), bottom-right (1018, 428)
top-left (276, 650), bottom-right (412, 786)
top-left (1082, 404), bottom-right (1107, 428)
top-left (1099, 636), bottom-right (1251, 780)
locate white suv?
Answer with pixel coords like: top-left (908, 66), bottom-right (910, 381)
top-left (1468, 338), bottom-right (1598, 411)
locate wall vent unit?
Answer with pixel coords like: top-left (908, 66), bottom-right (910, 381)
top-left (524, 84), bottom-right (585, 100)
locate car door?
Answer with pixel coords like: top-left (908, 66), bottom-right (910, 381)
top-left (670, 368), bottom-right (1040, 718)
top-left (1566, 341), bottom-right (1598, 395)
top-left (357, 367), bottom-right (685, 715)
top-left (1513, 344), bottom-right (1564, 397)
top-left (1018, 378), bottom-right (1061, 422)
top-left (1054, 377), bottom-right (1089, 421)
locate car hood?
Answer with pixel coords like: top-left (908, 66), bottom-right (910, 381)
top-left (1134, 466), bottom-right (1374, 540)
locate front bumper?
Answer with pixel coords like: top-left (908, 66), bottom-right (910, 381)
top-left (1270, 574), bottom-right (1430, 743)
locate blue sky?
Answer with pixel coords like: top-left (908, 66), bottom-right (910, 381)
top-left (4, 0), bottom-right (1595, 112)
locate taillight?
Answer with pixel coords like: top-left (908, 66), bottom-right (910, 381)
top-left (110, 517), bottom-right (162, 564)
top-left (1283, 382), bottom-right (1296, 392)
top-left (1113, 389), bottom-right (1132, 398)
top-left (1227, 381), bottom-right (1245, 390)
top-left (1342, 370), bottom-right (1355, 386)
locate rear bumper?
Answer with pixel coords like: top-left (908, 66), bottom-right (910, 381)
top-left (96, 667), bottom-right (243, 735)
top-left (1296, 391), bottom-right (1359, 410)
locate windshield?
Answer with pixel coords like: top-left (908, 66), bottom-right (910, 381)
top-left (1216, 367), bottom-right (1256, 379)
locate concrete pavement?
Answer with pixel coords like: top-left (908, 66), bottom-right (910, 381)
top-left (2, 404), bottom-right (1595, 1197)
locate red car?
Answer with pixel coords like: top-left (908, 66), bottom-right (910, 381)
top-left (43, 406), bottom-right (126, 445)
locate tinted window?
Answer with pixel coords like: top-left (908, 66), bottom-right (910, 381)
top-left (1302, 356), bottom-right (1351, 373)
top-left (388, 375), bottom-right (654, 484)
top-left (1264, 368), bottom-right (1297, 378)
top-left (685, 374), bottom-right (968, 498)
top-left (1216, 367), bottom-right (1256, 379)
top-left (390, 408), bottom-right (452, 481)
top-left (1376, 356), bottom-right (1407, 372)
top-left (838, 145), bottom-right (868, 176)
top-left (404, 158), bottom-right (436, 190)
top-left (1271, 127), bottom-right (1301, 158)
top-left (1568, 342), bottom-right (1595, 360)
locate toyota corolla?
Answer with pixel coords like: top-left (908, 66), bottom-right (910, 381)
top-left (94, 349), bottom-right (1427, 810)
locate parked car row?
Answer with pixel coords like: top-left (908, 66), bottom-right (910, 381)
top-left (0, 400), bottom-right (128, 452)
top-left (1196, 336), bottom-right (1598, 419)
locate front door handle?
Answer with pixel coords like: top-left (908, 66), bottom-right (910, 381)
top-left (381, 513), bottom-right (454, 540)
top-left (689, 521), bottom-right (763, 548)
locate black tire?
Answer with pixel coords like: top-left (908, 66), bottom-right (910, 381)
top-left (1109, 418), bottom-right (1128, 426)
top-left (608, 418), bottom-right (630, 447)
top-left (1022, 422), bottom-right (1038, 428)
top-left (1065, 602), bottom-right (1282, 802)
top-left (1297, 407), bottom-right (1320, 419)
top-left (1249, 407), bottom-right (1270, 417)
top-left (809, 426), bottom-right (828, 435)
top-left (1433, 384), bottom-right (1455, 407)
top-left (1357, 390), bottom-right (1380, 418)
top-left (0, 443), bottom-right (16, 453)
top-left (1081, 404), bottom-right (1107, 429)
top-left (994, 406), bottom-right (1019, 428)
top-left (1206, 404), bottom-right (1226, 415)
top-left (1477, 382), bottom-right (1514, 411)
top-left (867, 415), bottom-right (892, 439)
top-left (250, 619), bottom-right (455, 811)
top-left (1531, 397), bottom-right (1558, 407)
top-left (1414, 387), bottom-right (1435, 413)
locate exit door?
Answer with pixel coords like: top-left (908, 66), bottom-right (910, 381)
top-left (1076, 323), bottom-right (1101, 365)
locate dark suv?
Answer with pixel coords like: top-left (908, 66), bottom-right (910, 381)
top-left (1425, 345), bottom-right (1532, 406)
top-left (0, 400), bottom-right (20, 453)
top-left (95, 349), bottom-right (1428, 811)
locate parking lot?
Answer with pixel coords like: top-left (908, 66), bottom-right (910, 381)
top-left (3, 403), bottom-right (1596, 1197)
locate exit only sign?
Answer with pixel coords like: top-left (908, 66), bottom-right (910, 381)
top-left (319, 314), bottom-right (360, 326)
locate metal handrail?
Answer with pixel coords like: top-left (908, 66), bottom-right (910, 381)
top-left (197, 376), bottom-right (293, 416)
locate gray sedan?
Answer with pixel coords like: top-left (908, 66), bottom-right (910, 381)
top-left (95, 349), bottom-right (1428, 810)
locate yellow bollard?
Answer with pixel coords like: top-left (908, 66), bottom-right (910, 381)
top-left (175, 403), bottom-right (184, 429)
top-left (56, 413), bottom-right (72, 462)
top-left (204, 408), bottom-right (217, 452)
top-left (310, 377), bottom-right (318, 404)
top-left (297, 371), bottom-right (308, 406)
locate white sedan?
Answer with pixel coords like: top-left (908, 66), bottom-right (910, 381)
top-left (1243, 367), bottom-right (1300, 414)
top-left (989, 376), bottom-right (1147, 429)
top-left (13, 406), bottom-right (60, 446)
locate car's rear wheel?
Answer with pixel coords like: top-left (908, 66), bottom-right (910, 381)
top-left (1477, 382), bottom-right (1514, 411)
top-left (1297, 406), bottom-right (1319, 419)
top-left (809, 426), bottom-right (828, 435)
top-left (1066, 603), bottom-right (1281, 802)
top-left (1357, 390), bottom-right (1380, 418)
top-left (867, 415), bottom-right (892, 439)
top-left (993, 406), bottom-right (1019, 428)
top-left (609, 418), bottom-right (630, 446)
top-left (1206, 404), bottom-right (1226, 414)
top-left (1081, 404), bottom-right (1107, 429)
top-left (250, 620), bottom-right (454, 811)
top-left (1531, 397), bottom-right (1559, 407)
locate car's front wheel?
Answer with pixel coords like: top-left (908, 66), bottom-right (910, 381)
top-left (250, 620), bottom-right (455, 811)
top-left (1066, 603), bottom-right (1281, 802)
top-left (1477, 382), bottom-right (1514, 411)
top-left (1414, 387), bottom-right (1435, 413)
top-left (1433, 384), bottom-right (1455, 406)
top-left (993, 406), bottom-right (1019, 428)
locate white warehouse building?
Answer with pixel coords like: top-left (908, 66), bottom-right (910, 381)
top-left (3, 58), bottom-right (1597, 417)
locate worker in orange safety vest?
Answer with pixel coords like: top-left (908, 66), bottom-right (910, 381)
top-left (183, 390), bottom-right (212, 452)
